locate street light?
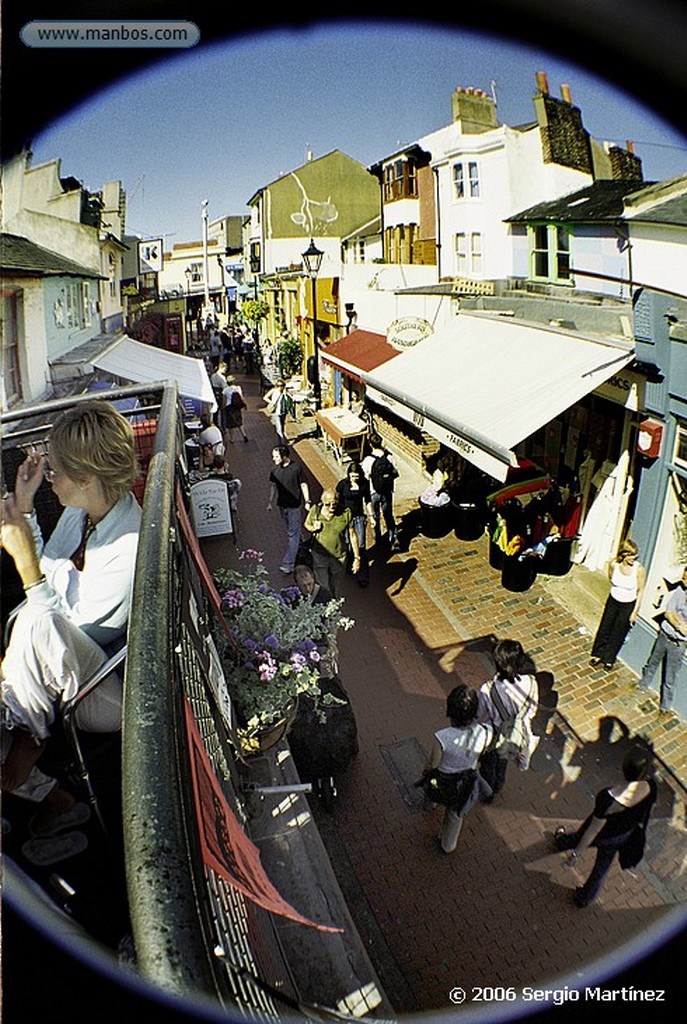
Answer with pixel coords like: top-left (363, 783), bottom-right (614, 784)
top-left (184, 266), bottom-right (193, 342)
top-left (249, 250), bottom-right (260, 300)
top-left (216, 252), bottom-right (228, 321)
top-left (302, 238), bottom-right (324, 409)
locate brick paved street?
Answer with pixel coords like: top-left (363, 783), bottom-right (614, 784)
top-left (202, 371), bottom-right (687, 1016)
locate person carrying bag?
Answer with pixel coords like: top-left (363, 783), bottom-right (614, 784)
top-left (477, 639), bottom-right (540, 798)
top-left (416, 684), bottom-right (493, 853)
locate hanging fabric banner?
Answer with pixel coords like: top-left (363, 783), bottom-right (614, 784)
top-left (184, 698), bottom-right (343, 933)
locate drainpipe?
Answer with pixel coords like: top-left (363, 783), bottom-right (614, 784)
top-left (614, 219), bottom-right (633, 299)
top-left (433, 166), bottom-right (442, 280)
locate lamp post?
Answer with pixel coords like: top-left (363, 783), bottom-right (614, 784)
top-left (249, 250), bottom-right (260, 300)
top-left (301, 238), bottom-right (324, 410)
top-left (216, 252), bottom-right (227, 321)
top-left (184, 266), bottom-right (193, 341)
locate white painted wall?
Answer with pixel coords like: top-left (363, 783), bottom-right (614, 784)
top-left (628, 224), bottom-right (687, 297)
top-left (421, 120), bottom-right (592, 282)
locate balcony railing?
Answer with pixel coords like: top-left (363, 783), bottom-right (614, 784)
top-left (2, 383), bottom-right (388, 1021)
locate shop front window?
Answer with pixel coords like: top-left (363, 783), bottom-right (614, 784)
top-left (674, 423), bottom-right (687, 469)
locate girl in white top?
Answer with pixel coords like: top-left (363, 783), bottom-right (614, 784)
top-left (423, 684), bottom-right (494, 853)
top-left (590, 539), bottom-right (646, 670)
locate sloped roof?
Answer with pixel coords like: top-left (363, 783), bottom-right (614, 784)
top-left (1, 233), bottom-right (103, 278)
top-left (624, 193), bottom-right (687, 226)
top-left (507, 180), bottom-right (652, 223)
top-left (321, 329), bottom-right (400, 381)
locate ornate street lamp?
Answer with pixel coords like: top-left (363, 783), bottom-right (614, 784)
top-left (249, 250), bottom-right (260, 299)
top-left (301, 238), bottom-right (324, 409)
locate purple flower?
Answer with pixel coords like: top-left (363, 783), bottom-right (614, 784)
top-left (222, 588), bottom-right (245, 609)
top-left (264, 634), bottom-right (280, 650)
top-left (257, 652), bottom-right (278, 682)
top-left (239, 549), bottom-right (263, 561)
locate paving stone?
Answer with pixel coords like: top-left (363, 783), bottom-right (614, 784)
top-left (201, 373), bottom-right (687, 1014)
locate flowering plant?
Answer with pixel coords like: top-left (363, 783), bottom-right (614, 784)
top-left (213, 550), bottom-right (354, 744)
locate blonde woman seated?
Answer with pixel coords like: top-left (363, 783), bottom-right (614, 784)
top-left (1, 402), bottom-right (141, 826)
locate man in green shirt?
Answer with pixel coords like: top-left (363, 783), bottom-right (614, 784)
top-left (304, 489), bottom-right (360, 596)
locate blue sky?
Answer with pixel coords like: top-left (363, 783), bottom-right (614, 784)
top-left (30, 21), bottom-right (687, 246)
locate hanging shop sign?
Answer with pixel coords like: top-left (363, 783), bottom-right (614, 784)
top-left (637, 418), bottom-right (664, 459)
top-left (387, 317), bottom-right (433, 350)
top-left (137, 238), bottom-right (164, 275)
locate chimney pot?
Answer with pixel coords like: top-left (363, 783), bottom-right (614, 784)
top-left (561, 83), bottom-right (572, 103)
top-left (627, 140), bottom-right (635, 153)
top-left (536, 70), bottom-right (549, 95)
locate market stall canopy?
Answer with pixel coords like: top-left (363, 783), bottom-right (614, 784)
top-left (321, 329), bottom-right (400, 382)
top-left (363, 313), bottom-right (634, 481)
top-left (92, 335), bottom-right (216, 410)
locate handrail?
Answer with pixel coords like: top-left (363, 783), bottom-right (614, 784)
top-left (121, 380), bottom-right (220, 999)
top-left (1, 382), bottom-right (166, 426)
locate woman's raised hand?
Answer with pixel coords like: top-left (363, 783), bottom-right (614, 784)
top-left (15, 452), bottom-right (46, 512)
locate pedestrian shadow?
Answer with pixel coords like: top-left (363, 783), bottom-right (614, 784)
top-left (372, 556), bottom-right (419, 596)
top-left (396, 507), bottom-right (423, 551)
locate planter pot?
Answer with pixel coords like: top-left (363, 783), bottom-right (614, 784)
top-left (540, 538), bottom-right (574, 577)
top-left (489, 539), bottom-right (505, 570)
top-left (237, 698), bottom-right (299, 758)
top-left (419, 498), bottom-right (453, 538)
top-left (453, 501), bottom-right (486, 541)
top-left (501, 554), bottom-right (537, 592)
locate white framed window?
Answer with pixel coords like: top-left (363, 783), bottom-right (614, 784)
top-left (3, 290), bottom-right (24, 405)
top-left (108, 252), bottom-right (117, 299)
top-left (82, 282), bottom-right (92, 326)
top-left (65, 283), bottom-right (80, 328)
top-left (455, 233), bottom-right (467, 274)
top-left (470, 233), bottom-right (483, 273)
top-left (530, 225), bottom-right (572, 282)
top-left (453, 163), bottom-right (465, 199)
top-left (468, 161), bottom-right (480, 197)
top-left (675, 423), bottom-right (687, 470)
top-left (453, 161), bottom-right (480, 199)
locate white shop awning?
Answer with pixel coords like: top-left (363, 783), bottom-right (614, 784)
top-left (92, 335), bottom-right (216, 410)
top-left (363, 313), bottom-right (634, 481)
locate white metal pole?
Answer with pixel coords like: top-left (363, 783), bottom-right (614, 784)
top-left (202, 200), bottom-right (210, 308)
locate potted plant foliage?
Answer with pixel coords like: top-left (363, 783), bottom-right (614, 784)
top-left (213, 549), bottom-right (354, 755)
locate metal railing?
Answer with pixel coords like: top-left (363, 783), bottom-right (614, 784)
top-left (2, 383), bottom-right (298, 1018)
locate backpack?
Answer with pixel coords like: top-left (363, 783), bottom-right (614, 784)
top-left (490, 677), bottom-right (535, 766)
top-left (370, 453), bottom-right (398, 495)
top-left (230, 389), bottom-right (247, 410)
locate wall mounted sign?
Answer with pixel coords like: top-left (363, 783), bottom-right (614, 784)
top-left (386, 317), bottom-right (433, 350)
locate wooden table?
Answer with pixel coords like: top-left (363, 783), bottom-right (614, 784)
top-left (314, 407), bottom-right (368, 463)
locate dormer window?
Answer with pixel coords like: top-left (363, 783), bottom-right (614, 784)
top-left (383, 158), bottom-right (418, 202)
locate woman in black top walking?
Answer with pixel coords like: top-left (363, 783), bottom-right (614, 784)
top-left (336, 462), bottom-right (373, 587)
top-left (554, 745), bottom-right (657, 907)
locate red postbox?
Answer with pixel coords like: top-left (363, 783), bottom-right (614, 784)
top-left (637, 418), bottom-right (663, 459)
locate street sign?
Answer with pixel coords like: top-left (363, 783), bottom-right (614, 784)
top-left (138, 238), bottom-right (164, 274)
